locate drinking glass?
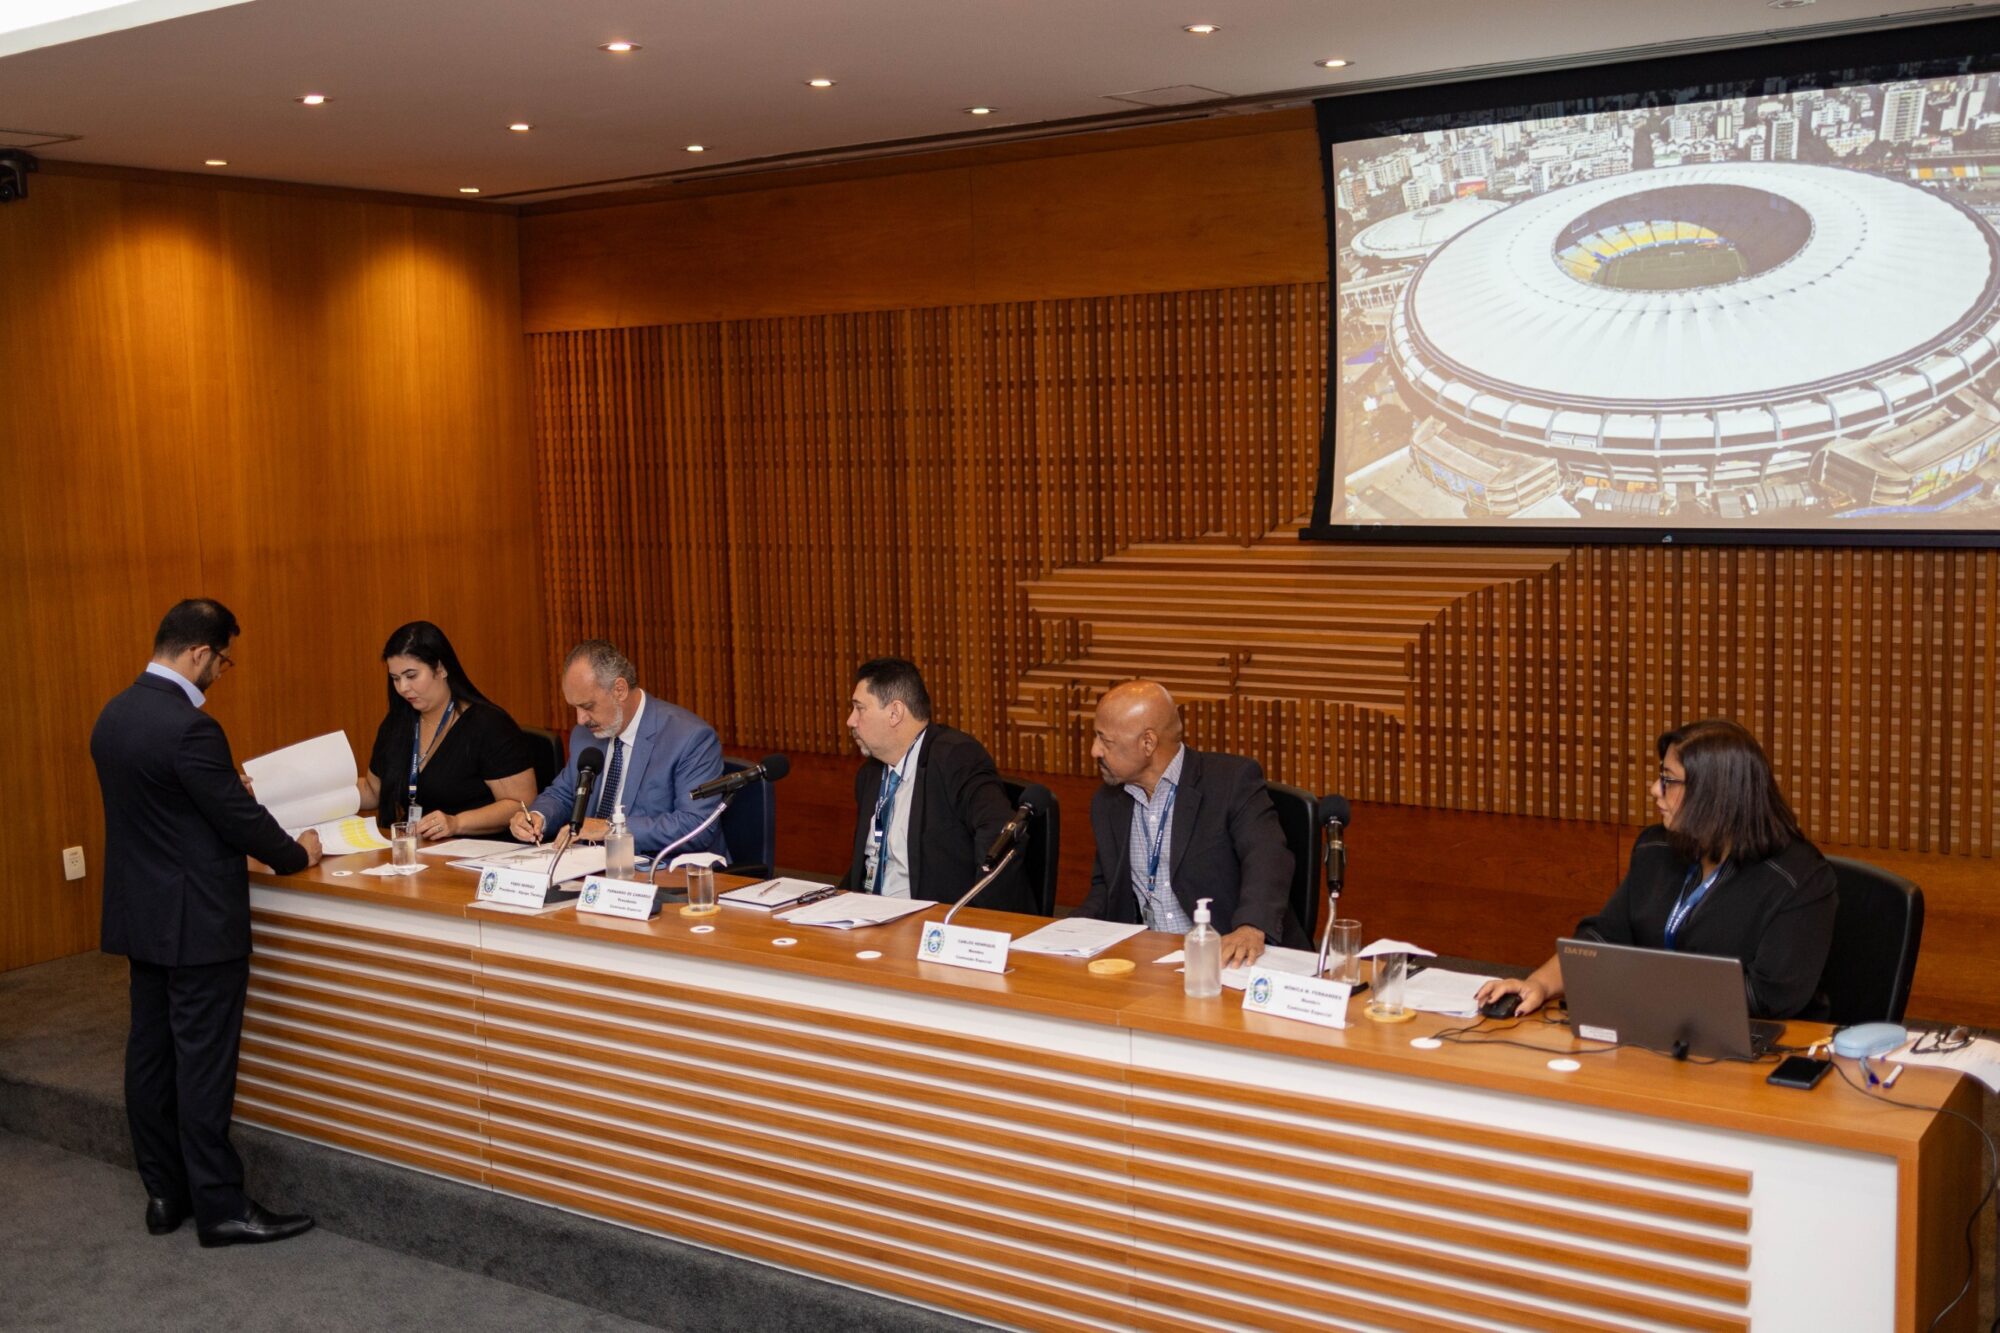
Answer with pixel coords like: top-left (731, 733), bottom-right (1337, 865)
top-left (1366, 951), bottom-right (1411, 1021)
top-left (684, 865), bottom-right (717, 915)
top-left (1326, 918), bottom-right (1362, 986)
top-left (390, 821), bottom-right (418, 869)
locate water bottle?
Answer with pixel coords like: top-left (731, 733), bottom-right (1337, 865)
top-left (605, 803), bottom-right (636, 880)
top-left (1184, 896), bottom-right (1221, 998)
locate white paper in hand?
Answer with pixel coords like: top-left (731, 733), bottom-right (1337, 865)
top-left (245, 732), bottom-right (360, 832)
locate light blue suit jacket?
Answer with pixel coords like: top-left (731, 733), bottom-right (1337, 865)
top-left (529, 694), bottom-right (728, 858)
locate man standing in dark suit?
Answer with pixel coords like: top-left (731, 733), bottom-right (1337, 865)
top-left (837, 658), bottom-right (1031, 914)
top-left (91, 599), bottom-right (321, 1247)
top-left (1073, 679), bottom-right (1305, 967)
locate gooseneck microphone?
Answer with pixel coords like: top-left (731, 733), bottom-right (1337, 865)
top-left (688, 753), bottom-right (791, 802)
top-left (568, 747), bottom-right (605, 832)
top-left (980, 784), bottom-right (1051, 874)
top-left (1315, 794), bottom-right (1352, 977)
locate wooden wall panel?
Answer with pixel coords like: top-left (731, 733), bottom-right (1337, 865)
top-left (0, 169), bottom-right (546, 972)
top-left (519, 112), bottom-right (1327, 331)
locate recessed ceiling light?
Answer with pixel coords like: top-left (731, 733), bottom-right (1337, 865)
top-left (1767, 0), bottom-right (1814, 8)
top-left (1184, 23), bottom-right (1219, 35)
top-left (204, 159), bottom-right (227, 167)
top-left (806, 77), bottom-right (836, 88)
top-left (459, 187), bottom-right (480, 194)
top-left (295, 93), bottom-right (330, 105)
top-left (1315, 58), bottom-right (1351, 70)
top-left (599, 41), bottom-right (640, 53)
top-left (685, 144), bottom-right (705, 152)
top-left (965, 106), bottom-right (996, 116)
top-left (508, 122), bottom-right (532, 133)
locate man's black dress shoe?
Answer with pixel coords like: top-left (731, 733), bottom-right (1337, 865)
top-left (145, 1196), bottom-right (190, 1235)
top-left (196, 1201), bottom-right (314, 1248)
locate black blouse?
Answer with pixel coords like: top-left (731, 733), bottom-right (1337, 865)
top-left (368, 700), bottom-right (535, 827)
top-left (1577, 826), bottom-right (1838, 1020)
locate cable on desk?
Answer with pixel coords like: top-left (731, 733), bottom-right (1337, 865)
top-left (1827, 1058), bottom-right (1999, 1333)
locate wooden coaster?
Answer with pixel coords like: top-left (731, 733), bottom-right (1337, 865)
top-left (679, 904), bottom-right (720, 918)
top-left (1087, 958), bottom-right (1136, 977)
top-left (1364, 1003), bottom-right (1418, 1024)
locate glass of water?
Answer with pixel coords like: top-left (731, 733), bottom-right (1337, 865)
top-left (390, 821), bottom-right (418, 869)
top-left (1326, 918), bottom-right (1363, 985)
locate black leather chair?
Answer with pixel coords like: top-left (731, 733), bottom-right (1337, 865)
top-left (1818, 856), bottom-right (1925, 1025)
top-left (999, 776), bottom-right (1060, 916)
top-left (1265, 782), bottom-right (1321, 941)
top-left (519, 726), bottom-right (564, 794)
top-left (719, 755), bottom-right (777, 880)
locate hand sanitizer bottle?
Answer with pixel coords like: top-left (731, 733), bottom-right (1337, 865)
top-left (605, 804), bottom-right (636, 880)
top-left (1184, 897), bottom-right (1221, 998)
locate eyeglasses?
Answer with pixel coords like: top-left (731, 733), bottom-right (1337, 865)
top-left (1653, 770), bottom-right (1686, 790)
top-left (213, 649), bottom-right (235, 673)
top-left (1911, 1025), bottom-right (1971, 1055)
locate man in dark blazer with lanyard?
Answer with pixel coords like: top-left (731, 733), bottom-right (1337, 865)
top-left (1073, 679), bottom-right (1306, 966)
top-left (90, 599), bottom-right (321, 1246)
top-left (837, 658), bottom-right (1032, 914)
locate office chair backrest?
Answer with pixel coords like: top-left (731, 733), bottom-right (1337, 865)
top-left (519, 726), bottom-right (564, 794)
top-left (719, 755), bottom-right (778, 880)
top-left (1818, 855), bottom-right (1925, 1025)
top-left (999, 776), bottom-right (1061, 916)
top-left (1265, 782), bottom-right (1321, 940)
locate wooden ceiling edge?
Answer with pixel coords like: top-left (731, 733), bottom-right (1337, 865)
top-left (33, 157), bottom-right (517, 216)
top-left (516, 106), bottom-right (1318, 218)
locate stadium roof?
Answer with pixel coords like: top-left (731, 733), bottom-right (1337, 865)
top-left (1351, 196), bottom-right (1509, 262)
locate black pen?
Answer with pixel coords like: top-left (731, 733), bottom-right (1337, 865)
top-left (790, 887), bottom-right (843, 908)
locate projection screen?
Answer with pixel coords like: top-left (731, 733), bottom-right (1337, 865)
top-left (1308, 19), bottom-right (2000, 545)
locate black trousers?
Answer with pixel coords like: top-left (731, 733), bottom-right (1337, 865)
top-left (125, 956), bottom-right (250, 1229)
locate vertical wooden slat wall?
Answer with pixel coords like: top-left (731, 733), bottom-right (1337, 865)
top-left (531, 281), bottom-right (2000, 859)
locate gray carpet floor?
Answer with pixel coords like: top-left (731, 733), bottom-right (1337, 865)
top-left (0, 1129), bottom-right (661, 1333)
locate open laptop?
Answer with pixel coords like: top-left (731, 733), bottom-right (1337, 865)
top-left (1558, 938), bottom-right (1783, 1060)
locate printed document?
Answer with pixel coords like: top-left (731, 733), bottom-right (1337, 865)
top-left (721, 878), bottom-right (841, 910)
top-left (305, 816), bottom-right (392, 857)
top-left (244, 731), bottom-right (359, 832)
top-left (774, 893), bottom-right (933, 930)
top-left (1010, 919), bottom-right (1145, 958)
top-left (452, 844), bottom-right (606, 885)
top-left (1222, 945), bottom-right (1323, 992)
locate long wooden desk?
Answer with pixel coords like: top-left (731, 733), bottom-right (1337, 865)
top-left (239, 853), bottom-right (1984, 1332)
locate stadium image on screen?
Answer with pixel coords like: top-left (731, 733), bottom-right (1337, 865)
top-left (1328, 73), bottom-right (2000, 535)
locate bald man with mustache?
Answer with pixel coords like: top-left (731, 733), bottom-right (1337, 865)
top-left (1072, 680), bottom-right (1306, 968)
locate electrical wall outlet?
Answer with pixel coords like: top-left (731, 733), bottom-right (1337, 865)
top-left (62, 846), bottom-right (85, 881)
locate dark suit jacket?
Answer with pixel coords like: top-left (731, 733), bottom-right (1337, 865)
top-left (91, 672), bottom-right (311, 967)
top-left (1074, 747), bottom-right (1307, 946)
top-left (837, 724), bottom-right (1032, 914)
top-left (528, 694), bottom-right (727, 858)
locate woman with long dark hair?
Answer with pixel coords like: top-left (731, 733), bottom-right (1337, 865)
top-left (357, 622), bottom-right (537, 840)
top-left (1477, 719), bottom-right (1837, 1020)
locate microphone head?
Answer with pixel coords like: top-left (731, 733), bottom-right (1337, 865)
top-left (577, 746), bottom-right (606, 777)
top-left (1319, 793), bottom-right (1352, 827)
top-left (1019, 783), bottom-right (1054, 812)
top-left (760, 753), bottom-right (791, 781)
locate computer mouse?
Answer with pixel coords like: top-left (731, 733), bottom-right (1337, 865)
top-left (1480, 993), bottom-right (1523, 1019)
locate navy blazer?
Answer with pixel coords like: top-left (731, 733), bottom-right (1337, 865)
top-left (91, 672), bottom-right (310, 967)
top-left (1074, 747), bottom-right (1306, 946)
top-left (529, 693), bottom-right (727, 858)
top-left (837, 724), bottom-right (1032, 914)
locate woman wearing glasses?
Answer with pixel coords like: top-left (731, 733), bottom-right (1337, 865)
top-left (357, 621), bottom-right (539, 840)
top-left (1477, 719), bottom-right (1837, 1020)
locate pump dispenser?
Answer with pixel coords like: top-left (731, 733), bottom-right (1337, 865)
top-left (1183, 897), bottom-right (1221, 998)
top-left (605, 803), bottom-right (636, 879)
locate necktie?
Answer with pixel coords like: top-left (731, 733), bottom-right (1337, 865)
top-left (596, 738), bottom-right (625, 820)
top-left (869, 766), bottom-right (903, 894)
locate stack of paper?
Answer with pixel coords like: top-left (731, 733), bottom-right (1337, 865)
top-left (422, 838), bottom-right (524, 859)
top-left (306, 816), bottom-right (392, 857)
top-left (722, 878), bottom-right (841, 910)
top-left (245, 732), bottom-right (360, 833)
top-left (451, 845), bottom-right (607, 885)
top-left (1221, 946), bottom-right (1324, 991)
top-left (774, 893), bottom-right (933, 930)
top-left (1400, 968), bottom-right (1497, 1017)
top-left (1889, 1035), bottom-right (2000, 1092)
top-left (1010, 919), bottom-right (1145, 959)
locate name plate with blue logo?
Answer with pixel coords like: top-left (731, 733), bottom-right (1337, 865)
top-left (1241, 969), bottom-right (1353, 1030)
top-left (576, 876), bottom-right (659, 921)
top-left (915, 921), bottom-right (1011, 974)
top-left (475, 866), bottom-right (558, 910)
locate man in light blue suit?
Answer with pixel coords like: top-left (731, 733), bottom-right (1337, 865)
top-left (508, 641), bottom-right (728, 859)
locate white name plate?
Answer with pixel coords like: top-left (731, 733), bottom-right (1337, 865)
top-left (576, 876), bottom-right (659, 921)
top-left (476, 866), bottom-right (556, 910)
top-left (1241, 969), bottom-right (1353, 1030)
top-left (915, 921), bottom-right (1011, 974)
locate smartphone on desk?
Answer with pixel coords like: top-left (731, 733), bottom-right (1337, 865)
top-left (1766, 1055), bottom-right (1832, 1090)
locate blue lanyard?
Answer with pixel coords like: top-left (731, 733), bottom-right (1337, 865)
top-left (1139, 783), bottom-right (1177, 907)
top-left (407, 701), bottom-right (455, 814)
top-left (1664, 863), bottom-right (1721, 949)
